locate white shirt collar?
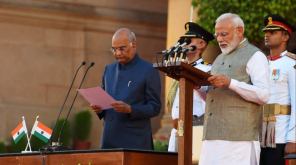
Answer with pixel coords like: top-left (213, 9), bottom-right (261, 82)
top-left (196, 58), bottom-right (203, 64)
top-left (239, 38), bottom-right (246, 44)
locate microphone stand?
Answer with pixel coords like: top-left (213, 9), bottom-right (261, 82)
top-left (40, 61), bottom-right (86, 152)
top-left (182, 51), bottom-right (188, 62)
top-left (54, 62), bottom-right (95, 151)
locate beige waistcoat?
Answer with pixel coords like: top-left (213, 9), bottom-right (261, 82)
top-left (203, 39), bottom-right (263, 141)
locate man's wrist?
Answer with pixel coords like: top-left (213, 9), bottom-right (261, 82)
top-left (128, 105), bottom-right (132, 114)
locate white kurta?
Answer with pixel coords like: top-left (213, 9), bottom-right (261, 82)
top-left (198, 44), bottom-right (270, 165)
top-left (168, 58), bottom-right (211, 152)
top-left (267, 50), bottom-right (296, 143)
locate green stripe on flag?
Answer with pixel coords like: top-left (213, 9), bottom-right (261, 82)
top-left (34, 131), bottom-right (49, 143)
top-left (14, 131), bottom-right (25, 144)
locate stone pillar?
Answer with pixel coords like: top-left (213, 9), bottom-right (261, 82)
top-left (156, 0), bottom-right (221, 137)
top-left (156, 0), bottom-right (199, 136)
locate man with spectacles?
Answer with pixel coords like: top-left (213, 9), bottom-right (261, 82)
top-left (166, 22), bottom-right (214, 157)
top-left (90, 28), bottom-right (161, 150)
top-left (197, 13), bottom-right (270, 165)
top-left (260, 14), bottom-right (296, 165)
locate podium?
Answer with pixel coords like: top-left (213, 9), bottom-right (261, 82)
top-left (285, 154), bottom-right (296, 165)
top-left (153, 61), bottom-right (211, 165)
top-left (0, 149), bottom-right (177, 165)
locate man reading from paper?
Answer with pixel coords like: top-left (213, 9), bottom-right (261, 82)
top-left (197, 13), bottom-right (270, 165)
top-left (90, 28), bottom-right (162, 150)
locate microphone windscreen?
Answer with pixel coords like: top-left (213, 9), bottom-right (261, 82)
top-left (184, 38), bottom-right (191, 45)
top-left (191, 46), bottom-right (197, 51)
top-left (90, 62), bottom-right (95, 67)
top-left (178, 38), bottom-right (185, 44)
top-left (82, 61), bottom-right (86, 65)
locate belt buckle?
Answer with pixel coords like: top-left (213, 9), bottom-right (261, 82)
top-left (274, 104), bottom-right (280, 115)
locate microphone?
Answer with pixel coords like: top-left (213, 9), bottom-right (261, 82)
top-left (55, 62), bottom-right (95, 151)
top-left (168, 38), bottom-right (191, 62)
top-left (157, 38), bottom-right (184, 54)
top-left (178, 45), bottom-right (197, 53)
top-left (181, 46), bottom-right (196, 62)
top-left (49, 61), bottom-right (86, 146)
top-left (163, 38), bottom-right (185, 64)
top-left (172, 38), bottom-right (192, 53)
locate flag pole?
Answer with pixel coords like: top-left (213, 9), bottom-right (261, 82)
top-left (190, 6), bottom-right (193, 22)
top-left (25, 116), bottom-right (39, 151)
top-left (22, 116), bottom-right (32, 152)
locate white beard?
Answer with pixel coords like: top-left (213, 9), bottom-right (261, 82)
top-left (219, 33), bottom-right (240, 55)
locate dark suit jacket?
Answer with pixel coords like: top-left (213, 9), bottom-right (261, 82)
top-left (98, 53), bottom-right (161, 150)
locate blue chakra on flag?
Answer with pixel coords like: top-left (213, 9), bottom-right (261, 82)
top-left (17, 132), bottom-right (20, 135)
top-left (41, 131), bottom-right (44, 135)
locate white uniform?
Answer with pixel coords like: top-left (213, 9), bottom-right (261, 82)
top-left (168, 58), bottom-right (211, 151)
top-left (267, 50), bottom-right (296, 143)
top-left (198, 48), bottom-right (270, 165)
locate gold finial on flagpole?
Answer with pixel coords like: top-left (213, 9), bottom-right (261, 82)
top-left (190, 6), bottom-right (193, 22)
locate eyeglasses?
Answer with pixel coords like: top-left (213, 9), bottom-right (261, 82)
top-left (110, 46), bottom-right (127, 53)
top-left (213, 27), bottom-right (239, 39)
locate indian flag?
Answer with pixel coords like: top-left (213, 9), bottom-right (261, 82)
top-left (32, 121), bottom-right (52, 143)
top-left (11, 122), bottom-right (27, 144)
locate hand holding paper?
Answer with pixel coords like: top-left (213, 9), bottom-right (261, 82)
top-left (111, 101), bottom-right (132, 114)
top-left (90, 104), bottom-right (103, 114)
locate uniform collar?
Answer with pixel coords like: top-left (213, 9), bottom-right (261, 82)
top-left (119, 53), bottom-right (139, 70)
top-left (189, 58), bottom-right (203, 66)
top-left (268, 50), bottom-right (287, 61)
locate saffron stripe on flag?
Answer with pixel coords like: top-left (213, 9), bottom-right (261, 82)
top-left (37, 122), bottom-right (52, 134)
top-left (14, 131), bottom-right (25, 144)
top-left (12, 127), bottom-right (26, 140)
top-left (34, 131), bottom-right (49, 143)
top-left (11, 123), bottom-right (23, 136)
top-left (12, 127), bottom-right (25, 140)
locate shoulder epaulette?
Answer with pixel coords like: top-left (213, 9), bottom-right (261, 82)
top-left (286, 52), bottom-right (296, 60)
top-left (203, 62), bottom-right (212, 66)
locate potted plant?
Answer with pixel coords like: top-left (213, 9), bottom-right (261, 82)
top-left (0, 141), bottom-right (7, 153)
top-left (153, 134), bottom-right (169, 151)
top-left (74, 110), bottom-right (92, 150)
top-left (9, 136), bottom-right (27, 153)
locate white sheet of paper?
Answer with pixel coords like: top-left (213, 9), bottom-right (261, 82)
top-left (77, 87), bottom-right (116, 110)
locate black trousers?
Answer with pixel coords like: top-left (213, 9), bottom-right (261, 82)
top-left (260, 144), bottom-right (286, 165)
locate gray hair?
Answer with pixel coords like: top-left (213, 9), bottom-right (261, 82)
top-left (216, 13), bottom-right (245, 33)
top-left (113, 28), bottom-right (136, 45)
top-left (128, 31), bottom-right (136, 43)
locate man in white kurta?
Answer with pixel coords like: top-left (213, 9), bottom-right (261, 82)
top-left (197, 13), bottom-right (270, 165)
top-left (260, 14), bottom-right (296, 165)
top-left (166, 22), bottom-right (214, 153)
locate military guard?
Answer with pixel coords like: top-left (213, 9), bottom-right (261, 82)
top-left (166, 22), bottom-right (214, 159)
top-left (260, 14), bottom-right (296, 165)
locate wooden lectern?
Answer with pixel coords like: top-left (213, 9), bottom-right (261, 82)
top-left (153, 61), bottom-right (211, 165)
top-left (285, 154), bottom-right (296, 165)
